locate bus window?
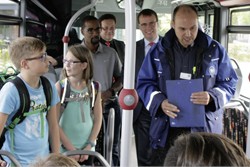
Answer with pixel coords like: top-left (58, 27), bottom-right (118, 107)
top-left (0, 0), bottom-right (20, 72)
top-left (227, 6), bottom-right (250, 99)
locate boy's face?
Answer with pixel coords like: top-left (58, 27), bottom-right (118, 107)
top-left (24, 50), bottom-right (50, 75)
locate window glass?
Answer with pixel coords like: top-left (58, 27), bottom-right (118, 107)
top-left (0, 0), bottom-right (19, 17)
top-left (0, 25), bottom-right (19, 72)
top-left (228, 6), bottom-right (250, 98)
top-left (228, 33), bottom-right (250, 98)
top-left (231, 7), bottom-right (250, 26)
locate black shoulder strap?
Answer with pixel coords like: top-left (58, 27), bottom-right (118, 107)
top-left (40, 76), bottom-right (52, 108)
top-left (8, 77), bottom-right (30, 129)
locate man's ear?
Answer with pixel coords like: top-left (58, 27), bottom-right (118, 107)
top-left (81, 27), bottom-right (84, 35)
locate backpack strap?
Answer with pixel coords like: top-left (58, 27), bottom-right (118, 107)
top-left (60, 78), bottom-right (71, 109)
top-left (40, 76), bottom-right (52, 110)
top-left (7, 77), bottom-right (30, 129)
top-left (91, 81), bottom-right (99, 109)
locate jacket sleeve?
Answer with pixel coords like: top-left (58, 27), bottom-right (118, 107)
top-left (206, 42), bottom-right (238, 111)
top-left (136, 50), bottom-right (166, 117)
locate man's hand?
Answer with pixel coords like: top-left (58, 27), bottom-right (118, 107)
top-left (190, 91), bottom-right (211, 105)
top-left (101, 90), bottom-right (112, 104)
top-left (161, 99), bottom-right (179, 118)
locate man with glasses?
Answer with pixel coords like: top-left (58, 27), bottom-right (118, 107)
top-left (99, 14), bottom-right (125, 65)
top-left (133, 8), bottom-right (162, 166)
top-left (80, 15), bottom-right (122, 166)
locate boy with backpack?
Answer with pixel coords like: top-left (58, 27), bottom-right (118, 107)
top-left (0, 37), bottom-right (60, 166)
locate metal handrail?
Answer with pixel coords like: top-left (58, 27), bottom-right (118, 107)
top-left (0, 150), bottom-right (21, 167)
top-left (105, 108), bottom-right (115, 165)
top-left (63, 150), bottom-right (110, 167)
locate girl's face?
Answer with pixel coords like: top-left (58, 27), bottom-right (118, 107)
top-left (63, 51), bottom-right (87, 77)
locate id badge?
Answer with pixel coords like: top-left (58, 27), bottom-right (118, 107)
top-left (180, 72), bottom-right (191, 80)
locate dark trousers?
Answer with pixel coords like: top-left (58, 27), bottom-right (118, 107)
top-left (133, 106), bottom-right (153, 166)
top-left (150, 127), bottom-right (191, 166)
top-left (134, 106), bottom-right (191, 166)
top-left (104, 99), bottom-right (121, 166)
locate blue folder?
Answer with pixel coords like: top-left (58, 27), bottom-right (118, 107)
top-left (166, 78), bottom-right (205, 127)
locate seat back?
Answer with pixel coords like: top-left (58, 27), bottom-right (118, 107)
top-left (230, 58), bottom-right (242, 99)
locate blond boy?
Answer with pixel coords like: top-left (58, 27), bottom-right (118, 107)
top-left (0, 37), bottom-right (60, 166)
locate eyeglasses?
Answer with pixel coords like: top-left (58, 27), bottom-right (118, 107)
top-left (26, 52), bottom-right (47, 62)
top-left (86, 27), bottom-right (101, 34)
top-left (101, 27), bottom-right (115, 32)
top-left (139, 21), bottom-right (157, 29)
top-left (63, 59), bottom-right (82, 66)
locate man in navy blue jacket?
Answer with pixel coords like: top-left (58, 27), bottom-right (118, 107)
top-left (136, 4), bottom-right (238, 166)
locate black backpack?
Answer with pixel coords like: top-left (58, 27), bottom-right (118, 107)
top-left (0, 76), bottom-right (52, 148)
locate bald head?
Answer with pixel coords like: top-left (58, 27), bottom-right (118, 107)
top-left (172, 5), bottom-right (198, 21)
top-left (171, 5), bottom-right (199, 48)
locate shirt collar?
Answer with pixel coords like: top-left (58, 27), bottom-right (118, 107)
top-left (144, 36), bottom-right (159, 47)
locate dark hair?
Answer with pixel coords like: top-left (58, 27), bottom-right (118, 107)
top-left (81, 15), bottom-right (98, 28)
top-left (172, 4), bottom-right (198, 21)
top-left (164, 132), bottom-right (250, 166)
top-left (99, 14), bottom-right (116, 25)
top-left (137, 8), bottom-right (158, 24)
top-left (69, 28), bottom-right (81, 46)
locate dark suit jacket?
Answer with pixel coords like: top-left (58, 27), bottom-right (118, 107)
top-left (134, 37), bottom-right (162, 122)
top-left (100, 38), bottom-right (125, 65)
top-left (134, 39), bottom-right (146, 122)
top-left (112, 39), bottom-right (125, 65)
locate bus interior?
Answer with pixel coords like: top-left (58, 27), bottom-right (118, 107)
top-left (1, 0), bottom-right (250, 165)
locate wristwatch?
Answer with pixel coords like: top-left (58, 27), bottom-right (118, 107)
top-left (87, 141), bottom-right (96, 148)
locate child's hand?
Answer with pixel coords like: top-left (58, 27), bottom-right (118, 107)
top-left (0, 159), bottom-right (7, 167)
top-left (78, 145), bottom-right (92, 162)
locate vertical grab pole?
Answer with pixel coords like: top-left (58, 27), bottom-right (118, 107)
top-left (246, 73), bottom-right (250, 158)
top-left (119, 0), bottom-right (138, 167)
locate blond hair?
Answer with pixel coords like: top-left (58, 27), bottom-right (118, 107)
top-left (30, 153), bottom-right (80, 167)
top-left (9, 36), bottom-right (46, 70)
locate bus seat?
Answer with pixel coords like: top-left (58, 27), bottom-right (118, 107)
top-left (43, 64), bottom-right (58, 83)
top-left (230, 58), bottom-right (242, 100)
top-left (55, 67), bottom-right (62, 81)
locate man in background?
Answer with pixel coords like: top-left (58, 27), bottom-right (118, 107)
top-left (99, 14), bottom-right (125, 65)
top-left (81, 15), bottom-right (122, 166)
top-left (133, 8), bottom-right (161, 166)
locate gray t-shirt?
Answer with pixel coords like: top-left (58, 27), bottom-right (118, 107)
top-left (83, 42), bottom-right (122, 91)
